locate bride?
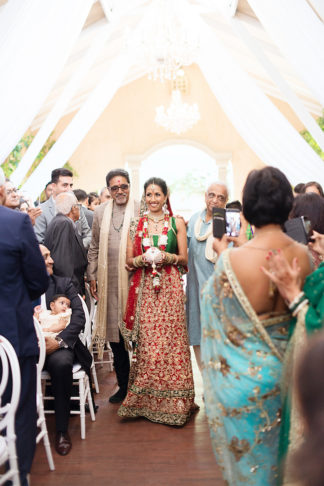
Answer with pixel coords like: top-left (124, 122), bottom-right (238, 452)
top-left (119, 177), bottom-right (196, 426)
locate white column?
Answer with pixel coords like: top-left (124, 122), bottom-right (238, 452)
top-left (126, 156), bottom-right (142, 200)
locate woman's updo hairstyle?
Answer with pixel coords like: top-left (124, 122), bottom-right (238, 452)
top-left (243, 166), bottom-right (293, 228)
top-left (144, 177), bottom-right (168, 197)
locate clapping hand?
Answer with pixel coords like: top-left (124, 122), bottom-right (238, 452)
top-left (260, 250), bottom-right (302, 304)
top-left (309, 231), bottom-right (324, 257)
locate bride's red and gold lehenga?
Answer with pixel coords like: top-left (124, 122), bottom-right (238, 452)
top-left (118, 216), bottom-right (196, 426)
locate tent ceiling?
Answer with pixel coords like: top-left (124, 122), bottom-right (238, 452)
top-left (27, 0), bottom-right (322, 130)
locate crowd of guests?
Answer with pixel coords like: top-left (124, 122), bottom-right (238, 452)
top-left (0, 164), bottom-right (323, 486)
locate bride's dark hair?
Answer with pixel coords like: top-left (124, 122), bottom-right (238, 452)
top-left (144, 177), bottom-right (168, 197)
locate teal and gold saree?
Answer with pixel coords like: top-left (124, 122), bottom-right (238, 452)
top-left (201, 249), bottom-right (294, 485)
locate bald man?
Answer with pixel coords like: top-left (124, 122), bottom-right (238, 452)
top-left (186, 182), bottom-right (228, 371)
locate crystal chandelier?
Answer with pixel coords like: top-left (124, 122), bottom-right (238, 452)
top-left (155, 90), bottom-right (200, 135)
top-left (132, 0), bottom-right (200, 82)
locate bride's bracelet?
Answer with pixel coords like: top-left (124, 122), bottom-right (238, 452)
top-left (133, 255), bottom-right (145, 268)
top-left (163, 252), bottom-right (178, 265)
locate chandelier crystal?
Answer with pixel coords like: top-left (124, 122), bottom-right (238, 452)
top-left (155, 90), bottom-right (200, 135)
top-left (131, 0), bottom-right (200, 82)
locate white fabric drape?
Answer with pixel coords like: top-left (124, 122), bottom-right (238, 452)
top-left (10, 23), bottom-right (115, 187)
top-left (247, 0), bottom-right (324, 108)
top-left (20, 0), bottom-right (160, 200)
top-left (308, 0), bottom-right (324, 22)
top-left (190, 8), bottom-right (324, 186)
top-left (21, 51), bottom-right (132, 200)
top-left (0, 0), bottom-right (93, 165)
top-left (227, 15), bottom-right (324, 152)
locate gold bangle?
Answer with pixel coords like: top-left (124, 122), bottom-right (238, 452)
top-left (163, 252), bottom-right (176, 264)
top-left (133, 255), bottom-right (145, 268)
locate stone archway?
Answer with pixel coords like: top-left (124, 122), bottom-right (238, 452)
top-left (125, 140), bottom-right (232, 218)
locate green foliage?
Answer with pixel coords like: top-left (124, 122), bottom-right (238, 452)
top-left (1, 132), bottom-right (78, 186)
top-left (1, 133), bottom-right (35, 178)
top-left (301, 113), bottom-right (324, 160)
top-left (169, 168), bottom-right (212, 195)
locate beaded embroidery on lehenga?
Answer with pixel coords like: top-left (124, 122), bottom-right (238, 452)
top-left (118, 217), bottom-right (196, 426)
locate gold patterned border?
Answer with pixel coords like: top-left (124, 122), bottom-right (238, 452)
top-left (130, 384), bottom-right (195, 399)
top-left (222, 249), bottom-right (286, 362)
top-left (118, 405), bottom-right (194, 426)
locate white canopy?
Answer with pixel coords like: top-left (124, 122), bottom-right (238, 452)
top-left (0, 0), bottom-right (322, 198)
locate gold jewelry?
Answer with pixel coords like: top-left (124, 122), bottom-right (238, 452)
top-left (148, 213), bottom-right (165, 232)
top-left (133, 255), bottom-right (145, 268)
top-left (163, 252), bottom-right (177, 264)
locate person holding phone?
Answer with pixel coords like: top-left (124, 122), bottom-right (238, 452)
top-left (200, 167), bottom-right (312, 485)
top-left (289, 192), bottom-right (324, 268)
top-left (186, 181), bottom-right (228, 373)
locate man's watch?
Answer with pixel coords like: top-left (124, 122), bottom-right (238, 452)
top-left (55, 337), bottom-right (68, 349)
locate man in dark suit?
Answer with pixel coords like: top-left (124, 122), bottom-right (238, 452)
top-left (34, 167), bottom-right (91, 249)
top-left (39, 244), bottom-right (92, 456)
top-left (0, 168), bottom-right (49, 486)
top-left (44, 192), bottom-right (88, 296)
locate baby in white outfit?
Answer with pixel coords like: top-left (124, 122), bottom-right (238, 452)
top-left (38, 294), bottom-right (72, 338)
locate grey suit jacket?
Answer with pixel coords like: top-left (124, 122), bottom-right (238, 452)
top-left (34, 196), bottom-right (92, 248)
top-left (82, 206), bottom-right (94, 228)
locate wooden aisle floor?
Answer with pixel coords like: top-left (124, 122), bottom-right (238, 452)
top-left (31, 356), bottom-right (225, 486)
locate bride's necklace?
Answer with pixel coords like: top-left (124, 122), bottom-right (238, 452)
top-left (142, 211), bottom-right (170, 293)
top-left (148, 213), bottom-right (165, 232)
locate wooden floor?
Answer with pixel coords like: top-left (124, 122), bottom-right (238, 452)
top-left (31, 355), bottom-right (225, 486)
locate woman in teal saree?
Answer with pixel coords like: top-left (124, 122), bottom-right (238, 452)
top-left (200, 167), bottom-right (312, 485)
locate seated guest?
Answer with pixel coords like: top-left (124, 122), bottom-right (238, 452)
top-left (44, 192), bottom-right (87, 296)
top-left (74, 188), bottom-right (94, 228)
top-left (39, 244), bottom-right (92, 456)
top-left (200, 167), bottom-right (312, 485)
top-left (303, 180), bottom-right (324, 197)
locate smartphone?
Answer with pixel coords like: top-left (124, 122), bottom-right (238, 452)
top-left (212, 208), bottom-right (241, 238)
top-left (284, 216), bottom-right (312, 244)
top-left (212, 207), bottom-right (226, 238)
top-left (225, 209), bottom-right (241, 237)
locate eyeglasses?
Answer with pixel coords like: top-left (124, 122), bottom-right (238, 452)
top-left (73, 203), bottom-right (82, 209)
top-left (207, 193), bottom-right (226, 202)
top-left (109, 184), bottom-right (129, 192)
top-left (6, 188), bottom-right (18, 195)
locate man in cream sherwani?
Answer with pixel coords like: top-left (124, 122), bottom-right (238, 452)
top-left (87, 169), bottom-right (139, 403)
